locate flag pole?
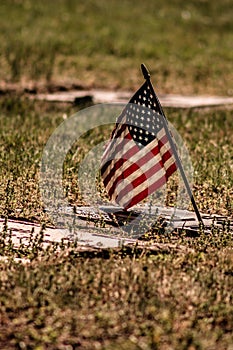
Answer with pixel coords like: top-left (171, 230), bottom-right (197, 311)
top-left (141, 63), bottom-right (204, 226)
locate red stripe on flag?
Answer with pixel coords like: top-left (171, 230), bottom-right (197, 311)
top-left (165, 162), bottom-right (177, 179)
top-left (124, 174), bottom-right (166, 209)
top-left (114, 157), bottom-right (165, 204)
top-left (106, 138), bottom-right (171, 198)
top-left (102, 142), bottom-right (139, 187)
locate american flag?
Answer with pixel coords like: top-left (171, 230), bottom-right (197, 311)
top-left (100, 81), bottom-right (177, 210)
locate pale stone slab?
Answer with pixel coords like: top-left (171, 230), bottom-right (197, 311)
top-left (35, 90), bottom-right (233, 108)
top-left (1, 206), bottom-right (232, 251)
top-left (0, 216), bottom-right (136, 249)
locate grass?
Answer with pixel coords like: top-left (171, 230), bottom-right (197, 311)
top-left (0, 0), bottom-right (233, 348)
top-left (0, 97), bottom-right (232, 348)
top-left (0, 226), bottom-right (232, 350)
top-left (0, 0), bottom-right (233, 94)
top-left (0, 98), bottom-right (232, 221)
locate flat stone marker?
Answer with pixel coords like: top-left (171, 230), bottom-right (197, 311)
top-left (1, 206), bottom-right (232, 251)
top-left (35, 90), bottom-right (233, 108)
